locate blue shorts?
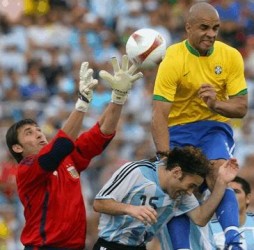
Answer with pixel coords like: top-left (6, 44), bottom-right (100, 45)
top-left (169, 120), bottom-right (234, 160)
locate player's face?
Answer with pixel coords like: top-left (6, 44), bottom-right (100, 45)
top-left (168, 171), bottom-right (204, 199)
top-left (186, 14), bottom-right (220, 56)
top-left (228, 181), bottom-right (250, 213)
top-left (14, 124), bottom-right (48, 158)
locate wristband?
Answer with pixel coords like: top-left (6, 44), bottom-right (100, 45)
top-left (78, 91), bottom-right (90, 103)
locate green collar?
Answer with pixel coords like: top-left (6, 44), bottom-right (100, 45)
top-left (185, 40), bottom-right (214, 57)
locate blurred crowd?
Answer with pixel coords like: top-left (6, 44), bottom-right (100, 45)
top-left (0, 0), bottom-right (254, 249)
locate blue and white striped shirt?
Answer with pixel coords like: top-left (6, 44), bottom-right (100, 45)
top-left (211, 213), bottom-right (254, 250)
top-left (95, 160), bottom-right (199, 246)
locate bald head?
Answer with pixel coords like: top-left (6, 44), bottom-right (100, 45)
top-left (185, 2), bottom-right (220, 56)
top-left (187, 2), bottom-right (219, 24)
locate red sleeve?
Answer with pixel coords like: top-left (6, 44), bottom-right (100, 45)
top-left (39, 130), bottom-right (74, 157)
top-left (72, 123), bottom-right (115, 172)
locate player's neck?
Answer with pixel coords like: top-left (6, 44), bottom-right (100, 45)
top-left (239, 211), bottom-right (247, 227)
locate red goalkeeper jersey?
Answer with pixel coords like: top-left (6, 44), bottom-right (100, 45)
top-left (17, 123), bottom-right (114, 249)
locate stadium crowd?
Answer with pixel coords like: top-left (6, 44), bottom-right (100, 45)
top-left (0, 0), bottom-right (254, 249)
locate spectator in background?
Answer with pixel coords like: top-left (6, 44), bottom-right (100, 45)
top-left (237, 0), bottom-right (254, 37)
top-left (19, 62), bottom-right (48, 102)
top-left (214, 0), bottom-right (246, 49)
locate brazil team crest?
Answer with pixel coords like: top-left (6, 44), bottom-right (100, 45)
top-left (214, 66), bottom-right (222, 75)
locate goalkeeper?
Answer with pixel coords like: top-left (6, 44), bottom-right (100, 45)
top-left (5, 55), bottom-right (143, 250)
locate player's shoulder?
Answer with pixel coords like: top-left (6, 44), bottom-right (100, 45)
top-left (214, 41), bottom-right (242, 56)
top-left (119, 159), bottom-right (156, 172)
top-left (134, 159), bottom-right (157, 169)
top-left (166, 40), bottom-right (185, 54)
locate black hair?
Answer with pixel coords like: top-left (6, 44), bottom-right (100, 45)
top-left (233, 176), bottom-right (251, 195)
top-left (166, 146), bottom-right (210, 178)
top-left (6, 119), bottom-right (38, 163)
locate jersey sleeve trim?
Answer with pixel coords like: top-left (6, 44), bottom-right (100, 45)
top-left (229, 88), bottom-right (248, 97)
top-left (153, 95), bottom-right (172, 102)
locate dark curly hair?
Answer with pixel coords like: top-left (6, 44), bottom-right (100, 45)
top-left (166, 146), bottom-right (210, 178)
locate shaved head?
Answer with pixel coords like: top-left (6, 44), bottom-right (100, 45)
top-left (185, 2), bottom-right (220, 56)
top-left (187, 2), bottom-right (219, 24)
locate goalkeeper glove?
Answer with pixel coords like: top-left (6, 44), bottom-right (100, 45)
top-left (99, 55), bottom-right (143, 105)
top-left (75, 62), bottom-right (98, 112)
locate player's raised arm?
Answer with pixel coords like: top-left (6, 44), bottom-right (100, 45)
top-left (187, 158), bottom-right (239, 226)
top-left (98, 55), bottom-right (143, 135)
top-left (62, 62), bottom-right (98, 140)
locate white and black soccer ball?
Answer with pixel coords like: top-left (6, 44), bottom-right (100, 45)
top-left (126, 28), bottom-right (166, 69)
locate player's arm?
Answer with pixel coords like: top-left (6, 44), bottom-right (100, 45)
top-left (198, 84), bottom-right (248, 118)
top-left (62, 62), bottom-right (98, 140)
top-left (93, 162), bottom-right (157, 224)
top-left (93, 199), bottom-right (157, 225)
top-left (151, 100), bottom-right (172, 155)
top-left (63, 56), bottom-right (143, 139)
top-left (187, 158), bottom-right (239, 226)
top-left (215, 94), bottom-right (247, 118)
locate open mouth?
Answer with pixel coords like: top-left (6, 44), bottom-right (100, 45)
top-left (202, 40), bottom-right (213, 46)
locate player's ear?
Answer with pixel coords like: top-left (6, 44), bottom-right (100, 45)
top-left (185, 22), bottom-right (191, 33)
top-left (12, 144), bottom-right (23, 154)
top-left (246, 193), bottom-right (251, 207)
top-left (172, 166), bottom-right (182, 179)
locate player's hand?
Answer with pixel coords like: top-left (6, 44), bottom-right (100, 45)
top-left (127, 205), bottom-right (157, 225)
top-left (198, 84), bottom-right (217, 111)
top-left (75, 62), bottom-right (98, 112)
top-left (217, 158), bottom-right (239, 184)
top-left (99, 55), bottom-right (143, 105)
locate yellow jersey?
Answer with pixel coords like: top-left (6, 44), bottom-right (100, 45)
top-left (153, 40), bottom-right (247, 126)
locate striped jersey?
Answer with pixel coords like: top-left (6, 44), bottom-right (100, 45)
top-left (158, 189), bottom-right (216, 250)
top-left (211, 213), bottom-right (254, 249)
top-left (95, 160), bottom-right (199, 246)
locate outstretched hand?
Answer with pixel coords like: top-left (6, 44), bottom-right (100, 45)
top-left (75, 62), bottom-right (98, 112)
top-left (99, 55), bottom-right (143, 105)
top-left (217, 158), bottom-right (239, 184)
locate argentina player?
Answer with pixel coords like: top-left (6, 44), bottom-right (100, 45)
top-left (92, 146), bottom-right (239, 250)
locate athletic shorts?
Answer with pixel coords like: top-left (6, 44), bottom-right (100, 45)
top-left (169, 120), bottom-right (234, 160)
top-left (93, 238), bottom-right (147, 250)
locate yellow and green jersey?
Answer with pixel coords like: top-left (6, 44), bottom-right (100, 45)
top-left (153, 40), bottom-right (247, 126)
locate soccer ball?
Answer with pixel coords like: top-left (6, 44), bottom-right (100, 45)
top-left (126, 28), bottom-right (166, 69)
